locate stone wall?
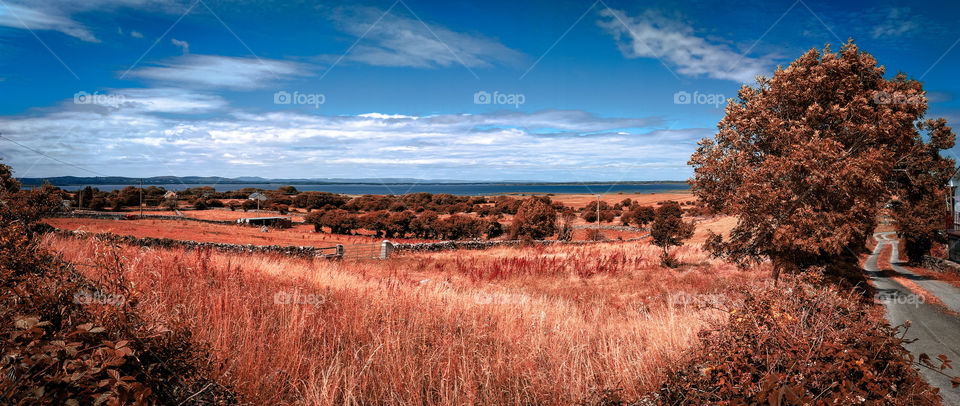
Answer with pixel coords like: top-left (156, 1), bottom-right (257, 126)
top-left (922, 255), bottom-right (960, 275)
top-left (50, 228), bottom-right (338, 259)
top-left (393, 235), bottom-right (649, 252)
top-left (52, 212), bottom-right (236, 225)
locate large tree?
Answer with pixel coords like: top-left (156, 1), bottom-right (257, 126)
top-left (689, 40), bottom-right (954, 281)
top-left (892, 118), bottom-right (955, 263)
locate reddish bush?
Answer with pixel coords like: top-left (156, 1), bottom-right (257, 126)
top-left (510, 197), bottom-right (557, 240)
top-left (656, 275), bottom-right (951, 404)
top-left (0, 165), bottom-right (236, 404)
top-left (650, 201), bottom-right (694, 266)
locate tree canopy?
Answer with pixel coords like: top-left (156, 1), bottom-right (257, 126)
top-left (689, 40), bottom-right (955, 280)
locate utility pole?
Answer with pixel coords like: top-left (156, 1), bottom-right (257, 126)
top-left (79, 186), bottom-right (84, 210)
top-left (596, 195), bottom-right (601, 230)
top-left (139, 178), bottom-right (143, 218)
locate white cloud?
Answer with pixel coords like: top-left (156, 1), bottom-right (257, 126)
top-left (329, 6), bottom-right (525, 69)
top-left (0, 3), bottom-right (98, 42)
top-left (0, 0), bottom-right (189, 42)
top-left (171, 38), bottom-right (189, 54)
top-left (0, 96), bottom-right (702, 180)
top-left (126, 54), bottom-right (313, 89)
top-left (68, 88), bottom-right (227, 113)
top-left (598, 9), bottom-right (770, 83)
top-left (130, 30), bottom-right (143, 38)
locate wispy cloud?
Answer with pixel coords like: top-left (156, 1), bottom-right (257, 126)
top-left (870, 7), bottom-right (920, 39)
top-left (329, 6), bottom-right (525, 69)
top-left (0, 0), bottom-right (191, 42)
top-left (171, 38), bottom-right (189, 54)
top-left (598, 9), bottom-right (770, 83)
top-left (125, 54), bottom-right (313, 89)
top-left (0, 3), bottom-right (98, 42)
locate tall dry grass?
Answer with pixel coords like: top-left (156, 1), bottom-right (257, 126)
top-left (43, 235), bottom-right (765, 405)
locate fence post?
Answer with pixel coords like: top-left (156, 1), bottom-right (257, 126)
top-left (336, 244), bottom-right (344, 260)
top-left (380, 240), bottom-right (393, 259)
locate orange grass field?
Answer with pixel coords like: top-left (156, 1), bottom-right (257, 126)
top-left (545, 191), bottom-right (695, 207)
top-left (43, 234), bottom-right (768, 405)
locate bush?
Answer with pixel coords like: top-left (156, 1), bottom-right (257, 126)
top-left (650, 201), bottom-right (694, 266)
top-left (241, 200), bottom-right (257, 212)
top-left (510, 197), bottom-right (557, 240)
top-left (584, 228), bottom-right (605, 241)
top-left (435, 214), bottom-right (485, 240)
top-left (656, 275), bottom-right (950, 404)
top-left (291, 192), bottom-right (347, 210)
top-left (485, 220), bottom-right (504, 239)
top-left (89, 197), bottom-right (107, 211)
top-left (624, 205), bottom-right (655, 227)
top-left (0, 165), bottom-right (237, 404)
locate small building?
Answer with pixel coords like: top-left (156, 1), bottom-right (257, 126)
top-left (163, 191), bottom-right (178, 200)
top-left (237, 216), bottom-right (292, 229)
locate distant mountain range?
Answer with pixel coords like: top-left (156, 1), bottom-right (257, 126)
top-left (18, 176), bottom-right (687, 186)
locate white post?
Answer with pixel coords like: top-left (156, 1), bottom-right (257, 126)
top-left (380, 240), bottom-right (393, 259)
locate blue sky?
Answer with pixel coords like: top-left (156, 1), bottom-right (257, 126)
top-left (0, 0), bottom-right (958, 181)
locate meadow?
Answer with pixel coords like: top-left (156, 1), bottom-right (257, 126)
top-left (42, 233), bottom-right (767, 404)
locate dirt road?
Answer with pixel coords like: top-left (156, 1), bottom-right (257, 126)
top-left (866, 232), bottom-right (960, 405)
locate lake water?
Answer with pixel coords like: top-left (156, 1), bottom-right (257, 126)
top-left (39, 182), bottom-right (690, 196)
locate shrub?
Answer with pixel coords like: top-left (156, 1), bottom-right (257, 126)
top-left (650, 201), bottom-right (694, 267)
top-left (485, 220), bottom-right (504, 239)
top-left (435, 214), bottom-right (485, 240)
top-left (291, 192), bottom-right (347, 209)
top-left (625, 206), bottom-right (655, 228)
top-left (493, 196), bottom-right (522, 215)
top-left (657, 275), bottom-right (951, 404)
top-left (510, 197), bottom-right (557, 240)
top-left (410, 211), bottom-right (439, 239)
top-left (386, 211), bottom-right (415, 238)
top-left (241, 200), bottom-right (257, 212)
top-left (584, 228), bottom-right (606, 241)
top-left (89, 197), bottom-right (107, 211)
top-left (0, 165), bottom-right (236, 404)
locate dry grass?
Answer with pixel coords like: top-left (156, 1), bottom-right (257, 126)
top-left (547, 191), bottom-right (695, 207)
top-left (148, 209), bottom-right (308, 222)
top-left (43, 234), bottom-right (766, 405)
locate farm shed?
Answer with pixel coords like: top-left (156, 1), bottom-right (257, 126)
top-left (237, 216), bottom-right (293, 229)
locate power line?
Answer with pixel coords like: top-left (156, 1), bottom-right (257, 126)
top-left (0, 134), bottom-right (109, 178)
